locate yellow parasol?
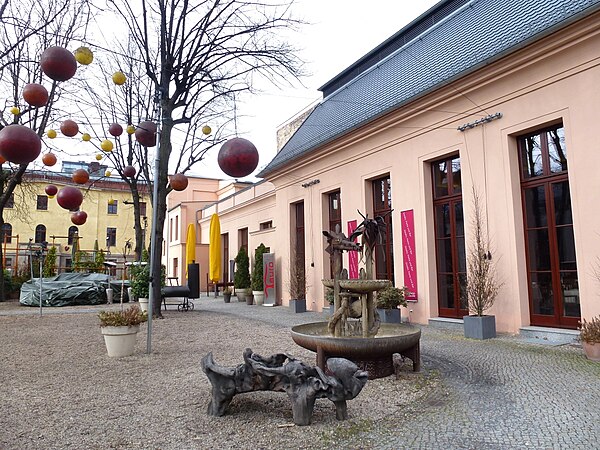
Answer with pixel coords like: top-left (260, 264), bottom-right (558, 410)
top-left (185, 223), bottom-right (196, 277)
top-left (209, 214), bottom-right (221, 283)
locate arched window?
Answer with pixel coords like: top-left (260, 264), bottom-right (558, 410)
top-left (68, 226), bottom-right (78, 245)
top-left (35, 224), bottom-right (46, 244)
top-left (1, 223), bottom-right (12, 244)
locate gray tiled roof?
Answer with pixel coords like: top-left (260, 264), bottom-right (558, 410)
top-left (259, 0), bottom-right (600, 177)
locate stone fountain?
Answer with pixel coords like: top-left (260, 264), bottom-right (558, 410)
top-left (291, 211), bottom-right (421, 379)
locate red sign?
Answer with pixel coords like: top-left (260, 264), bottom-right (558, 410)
top-left (401, 210), bottom-right (417, 301)
top-left (347, 220), bottom-right (358, 279)
top-left (263, 253), bottom-right (276, 305)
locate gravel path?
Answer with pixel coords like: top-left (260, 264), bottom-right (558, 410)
top-left (0, 298), bottom-right (436, 450)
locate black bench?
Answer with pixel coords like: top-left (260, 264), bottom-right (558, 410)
top-left (161, 286), bottom-right (193, 311)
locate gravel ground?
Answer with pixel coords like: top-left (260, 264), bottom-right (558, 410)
top-left (0, 300), bottom-right (438, 450)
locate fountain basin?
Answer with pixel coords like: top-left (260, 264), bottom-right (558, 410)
top-left (291, 322), bottom-right (421, 378)
top-left (338, 279), bottom-right (391, 293)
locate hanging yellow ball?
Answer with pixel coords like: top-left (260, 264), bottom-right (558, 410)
top-left (101, 139), bottom-right (114, 152)
top-left (10, 106), bottom-right (20, 115)
top-left (95, 154), bottom-right (103, 161)
top-left (74, 47), bottom-right (93, 65)
top-left (82, 133), bottom-right (91, 141)
top-left (112, 71), bottom-right (126, 85)
top-left (47, 129), bottom-right (57, 139)
top-left (105, 170), bottom-right (112, 177)
top-left (126, 124), bottom-right (136, 135)
top-left (202, 125), bottom-right (212, 135)
top-left (108, 198), bottom-right (116, 205)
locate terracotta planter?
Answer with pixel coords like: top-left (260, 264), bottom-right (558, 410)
top-left (101, 325), bottom-right (140, 357)
top-left (583, 341), bottom-right (600, 361)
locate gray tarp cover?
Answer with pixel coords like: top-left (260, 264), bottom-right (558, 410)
top-left (19, 273), bottom-right (130, 307)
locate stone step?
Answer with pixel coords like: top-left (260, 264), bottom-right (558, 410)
top-left (428, 317), bottom-right (463, 331)
top-left (519, 326), bottom-right (579, 346)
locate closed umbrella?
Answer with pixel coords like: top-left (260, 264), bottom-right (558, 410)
top-left (209, 214), bottom-right (221, 283)
top-left (185, 223), bottom-right (196, 277)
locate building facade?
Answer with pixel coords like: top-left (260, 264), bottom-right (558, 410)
top-left (194, 0), bottom-right (600, 334)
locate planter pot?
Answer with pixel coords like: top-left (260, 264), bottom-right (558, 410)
top-left (377, 308), bottom-right (401, 323)
top-left (101, 325), bottom-right (140, 357)
top-left (138, 298), bottom-right (149, 312)
top-left (246, 293), bottom-right (254, 305)
top-left (106, 288), bottom-right (113, 304)
top-left (583, 342), bottom-right (600, 361)
top-left (237, 291), bottom-right (246, 303)
top-left (253, 291), bottom-right (265, 306)
top-left (463, 315), bottom-right (496, 340)
top-left (224, 293), bottom-right (231, 303)
top-left (127, 287), bottom-right (133, 303)
top-left (289, 298), bottom-right (306, 313)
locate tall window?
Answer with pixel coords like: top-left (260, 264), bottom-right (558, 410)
top-left (107, 227), bottom-right (117, 247)
top-left (222, 233), bottom-right (229, 282)
top-left (372, 176), bottom-right (394, 282)
top-left (37, 195), bottom-right (48, 210)
top-left (328, 190), bottom-right (341, 277)
top-left (293, 201), bottom-right (306, 298)
top-left (5, 194), bottom-right (14, 209)
top-left (107, 200), bottom-right (118, 214)
top-left (170, 218), bottom-right (173, 241)
top-left (1, 223), bottom-right (12, 244)
top-left (68, 226), bottom-right (78, 245)
top-left (35, 224), bottom-right (46, 243)
top-left (173, 257), bottom-right (179, 278)
top-left (175, 215), bottom-right (179, 240)
top-left (140, 202), bottom-right (147, 217)
top-left (519, 124), bottom-right (578, 328)
top-left (432, 155), bottom-right (466, 319)
top-left (239, 227), bottom-right (248, 255)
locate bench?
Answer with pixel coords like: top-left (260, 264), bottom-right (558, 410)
top-left (206, 273), bottom-right (235, 297)
top-left (161, 285), bottom-right (193, 311)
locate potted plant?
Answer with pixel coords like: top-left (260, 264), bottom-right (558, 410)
top-left (288, 248), bottom-right (306, 313)
top-left (251, 243), bottom-right (268, 305)
top-left (376, 286), bottom-right (407, 323)
top-left (244, 287), bottom-right (253, 305)
top-left (130, 263), bottom-right (150, 312)
top-left (578, 316), bottom-right (600, 361)
top-left (463, 188), bottom-right (503, 339)
top-left (223, 286), bottom-right (232, 303)
top-left (98, 304), bottom-right (148, 357)
top-left (234, 247), bottom-right (250, 303)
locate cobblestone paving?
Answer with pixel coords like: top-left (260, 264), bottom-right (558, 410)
top-left (196, 298), bottom-right (600, 450)
top-left (3, 296), bottom-right (599, 449)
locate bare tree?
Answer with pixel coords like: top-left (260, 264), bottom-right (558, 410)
top-left (110, 0), bottom-right (304, 317)
top-left (0, 0), bottom-right (91, 299)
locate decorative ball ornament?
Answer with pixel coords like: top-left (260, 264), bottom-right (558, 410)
top-left (95, 154), bottom-right (102, 161)
top-left (40, 46), bottom-right (77, 82)
top-left (0, 125), bottom-right (42, 164)
top-left (23, 83), bottom-right (49, 107)
top-left (101, 139), bottom-right (114, 152)
top-left (74, 47), bottom-right (93, 65)
top-left (112, 71), bottom-right (126, 85)
top-left (123, 165), bottom-right (136, 178)
top-left (134, 121), bottom-right (157, 147)
top-left (56, 186), bottom-right (83, 211)
top-left (42, 152), bottom-right (57, 167)
top-left (60, 119), bottom-right (79, 137)
top-left (47, 129), bottom-right (57, 139)
top-left (82, 133), bottom-right (91, 142)
top-left (105, 170), bottom-right (112, 177)
top-left (202, 125), bottom-right (212, 135)
top-left (0, 155), bottom-right (5, 164)
top-left (217, 137), bottom-right (259, 178)
top-left (10, 106), bottom-right (20, 115)
top-left (169, 173), bottom-right (189, 191)
top-left (72, 168), bottom-right (90, 184)
top-left (45, 184), bottom-right (58, 197)
top-left (108, 198), bottom-right (116, 206)
top-left (108, 123), bottom-right (123, 137)
top-left (71, 210), bottom-right (88, 225)
top-left (126, 124), bottom-right (135, 135)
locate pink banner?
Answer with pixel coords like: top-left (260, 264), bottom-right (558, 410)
top-left (347, 220), bottom-right (358, 279)
top-left (401, 210), bottom-right (418, 301)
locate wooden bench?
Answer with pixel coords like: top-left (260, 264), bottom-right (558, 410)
top-left (206, 274), bottom-right (235, 297)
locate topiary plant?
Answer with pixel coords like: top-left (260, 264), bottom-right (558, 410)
top-left (376, 286), bottom-right (408, 310)
top-left (234, 247), bottom-right (250, 289)
top-left (251, 243), bottom-right (268, 291)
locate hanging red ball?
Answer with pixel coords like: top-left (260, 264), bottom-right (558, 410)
top-left (123, 165), bottom-right (136, 177)
top-left (108, 123), bottom-right (123, 137)
top-left (134, 121), bottom-right (157, 147)
top-left (217, 137), bottom-right (259, 178)
top-left (40, 46), bottom-right (77, 82)
top-left (57, 186), bottom-right (83, 211)
top-left (0, 124), bottom-right (42, 164)
top-left (23, 83), bottom-right (49, 107)
top-left (45, 184), bottom-right (58, 197)
top-left (170, 173), bottom-right (188, 191)
top-left (60, 119), bottom-right (79, 137)
top-left (42, 152), bottom-right (57, 166)
top-left (72, 169), bottom-right (90, 184)
top-left (71, 210), bottom-right (88, 225)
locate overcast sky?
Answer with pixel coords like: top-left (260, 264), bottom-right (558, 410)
top-left (194, 0), bottom-right (441, 179)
